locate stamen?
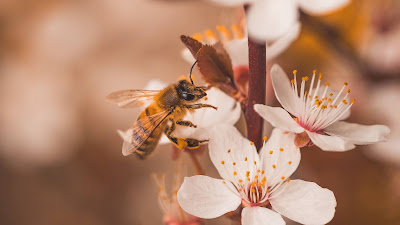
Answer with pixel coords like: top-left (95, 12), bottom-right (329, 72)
top-left (272, 164), bottom-right (276, 169)
top-left (250, 142), bottom-right (254, 145)
top-left (279, 148), bottom-right (284, 152)
top-left (269, 151), bottom-right (273, 154)
top-left (221, 161), bottom-right (225, 164)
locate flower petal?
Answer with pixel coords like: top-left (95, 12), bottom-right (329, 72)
top-left (177, 175), bottom-right (241, 219)
top-left (298, 0), bottom-right (350, 15)
top-left (247, 0), bottom-right (298, 41)
top-left (266, 22), bottom-right (301, 60)
top-left (208, 125), bottom-right (260, 183)
top-left (307, 131), bottom-right (355, 151)
top-left (324, 121), bottom-right (390, 145)
top-left (225, 38), bottom-right (249, 66)
top-left (270, 180), bottom-right (336, 225)
top-left (260, 128), bottom-right (301, 186)
top-left (181, 48), bottom-right (196, 65)
top-left (173, 88), bottom-right (241, 140)
top-left (241, 207), bottom-right (285, 225)
top-left (270, 64), bottom-right (297, 115)
top-left (254, 104), bottom-right (304, 133)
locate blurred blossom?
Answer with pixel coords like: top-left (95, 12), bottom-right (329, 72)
top-left (363, 83), bottom-right (400, 165)
top-left (117, 79), bottom-right (241, 153)
top-left (178, 125), bottom-right (336, 225)
top-left (0, 62), bottom-right (81, 168)
top-left (207, 0), bottom-right (350, 42)
top-left (254, 64), bottom-right (390, 151)
top-left (152, 162), bottom-right (202, 225)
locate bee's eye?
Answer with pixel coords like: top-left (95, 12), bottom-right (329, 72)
top-left (181, 92), bottom-right (195, 101)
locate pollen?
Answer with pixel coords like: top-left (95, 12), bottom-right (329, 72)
top-left (269, 151), bottom-right (273, 154)
top-left (254, 175), bottom-right (258, 179)
top-left (272, 164), bottom-right (276, 169)
top-left (344, 82), bottom-right (348, 86)
top-left (302, 76), bottom-right (309, 81)
top-left (247, 178), bottom-right (250, 181)
top-left (138, 101), bottom-right (145, 106)
top-left (280, 148), bottom-right (284, 152)
top-left (251, 189), bottom-right (256, 193)
top-left (263, 136), bottom-right (268, 141)
top-left (233, 162), bottom-right (236, 166)
top-left (319, 73), bottom-right (322, 80)
top-left (326, 82), bottom-right (330, 86)
top-left (222, 181), bottom-right (226, 184)
top-left (281, 176), bottom-right (285, 180)
top-left (254, 161), bottom-right (257, 165)
top-left (288, 161), bottom-right (292, 164)
top-left (246, 171), bottom-right (250, 177)
top-left (305, 91), bottom-right (308, 95)
top-left (328, 98), bottom-right (332, 102)
top-left (257, 169), bottom-right (260, 173)
top-left (347, 89), bottom-right (351, 93)
top-left (204, 97), bottom-right (208, 100)
top-left (291, 79), bottom-right (295, 84)
top-left (250, 142), bottom-right (254, 145)
top-left (238, 179), bottom-right (243, 183)
top-left (261, 170), bottom-right (265, 174)
top-left (228, 149), bottom-right (231, 153)
top-left (234, 171), bottom-right (237, 175)
top-left (329, 93), bottom-right (333, 97)
top-left (245, 157), bottom-right (248, 161)
top-left (313, 69), bottom-right (316, 74)
top-left (293, 70), bottom-right (297, 75)
top-left (221, 161), bottom-right (225, 164)
top-left (351, 99), bottom-right (356, 103)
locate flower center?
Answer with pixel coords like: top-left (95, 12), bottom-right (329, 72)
top-left (290, 70), bottom-right (355, 132)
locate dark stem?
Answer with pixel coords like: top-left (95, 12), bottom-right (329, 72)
top-left (245, 34), bottom-right (266, 150)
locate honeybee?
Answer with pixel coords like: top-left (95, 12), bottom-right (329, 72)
top-left (106, 64), bottom-right (217, 159)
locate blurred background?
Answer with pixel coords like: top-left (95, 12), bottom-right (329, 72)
top-left (0, 0), bottom-right (399, 224)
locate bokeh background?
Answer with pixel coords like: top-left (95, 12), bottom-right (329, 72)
top-left (0, 0), bottom-right (399, 224)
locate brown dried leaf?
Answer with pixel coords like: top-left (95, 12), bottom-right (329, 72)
top-left (180, 35), bottom-right (203, 58)
top-left (196, 45), bottom-right (234, 85)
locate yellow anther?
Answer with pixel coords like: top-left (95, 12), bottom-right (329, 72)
top-left (245, 157), bottom-right (248, 161)
top-left (263, 136), bottom-right (268, 141)
top-left (254, 161), bottom-right (257, 165)
top-left (286, 178), bottom-right (291, 182)
top-left (319, 73), bottom-right (322, 80)
top-left (221, 161), bottom-right (225, 164)
top-left (261, 170), bottom-right (265, 174)
top-left (204, 97), bottom-right (208, 100)
top-left (251, 189), bottom-right (256, 193)
top-left (269, 151), bottom-right (273, 154)
top-left (251, 182), bottom-right (256, 187)
top-left (288, 161), bottom-right (292, 165)
top-left (258, 183), bottom-right (262, 186)
top-left (247, 178), bottom-right (250, 181)
top-left (231, 24), bottom-right (244, 39)
top-left (257, 169), bottom-right (261, 173)
top-left (302, 76), bottom-right (309, 81)
top-left (290, 79), bottom-right (295, 84)
top-left (305, 91), bottom-right (308, 95)
top-left (281, 176), bottom-right (285, 180)
top-left (223, 181), bottom-right (226, 184)
top-left (293, 70), bottom-right (297, 74)
top-left (216, 25), bottom-right (231, 40)
top-left (233, 162), bottom-right (236, 166)
top-left (238, 179), bottom-right (243, 183)
top-left (326, 82), bottom-right (330, 86)
top-left (233, 171), bottom-right (237, 175)
top-left (279, 148), bottom-right (284, 152)
top-left (329, 93), bottom-right (333, 97)
top-left (250, 142), bottom-right (254, 145)
top-left (272, 164), bottom-right (276, 169)
top-left (228, 149), bottom-right (231, 153)
top-left (344, 82), bottom-right (348, 86)
top-left (205, 29), bottom-right (217, 39)
top-left (246, 171), bottom-right (250, 177)
top-left (328, 98), bottom-right (332, 102)
top-left (351, 99), bottom-right (356, 103)
top-left (313, 69), bottom-right (316, 74)
top-left (192, 33), bottom-right (203, 42)
top-left (262, 176), bottom-right (266, 181)
top-left (347, 89), bottom-right (351, 93)
top-left (342, 99), bottom-right (348, 105)
top-left (254, 175), bottom-right (258, 179)
top-left (334, 105), bottom-right (338, 108)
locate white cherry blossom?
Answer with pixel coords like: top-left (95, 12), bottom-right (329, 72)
top-left (178, 125), bottom-right (337, 225)
top-left (207, 0), bottom-right (350, 42)
top-left (118, 79), bottom-right (241, 146)
top-left (254, 64), bottom-right (390, 151)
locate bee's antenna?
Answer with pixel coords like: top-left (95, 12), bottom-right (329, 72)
top-left (189, 60), bottom-right (197, 85)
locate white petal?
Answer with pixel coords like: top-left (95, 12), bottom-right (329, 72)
top-left (158, 134), bottom-right (170, 145)
top-left (254, 104), bottom-right (304, 133)
top-left (307, 131), bottom-right (355, 152)
top-left (270, 64), bottom-right (297, 115)
top-left (298, 0), bottom-right (350, 15)
top-left (247, 0), bottom-right (298, 41)
top-left (207, 0), bottom-right (253, 6)
top-left (173, 88), bottom-right (241, 140)
top-left (177, 175), bottom-right (241, 219)
top-left (181, 48), bottom-right (196, 65)
top-left (270, 180), bottom-right (336, 225)
top-left (260, 128), bottom-right (301, 186)
top-left (266, 22), bottom-right (301, 60)
top-left (324, 121), bottom-right (390, 145)
top-left (241, 207), bottom-right (285, 225)
top-left (225, 38), bottom-right (249, 66)
top-left (208, 125), bottom-right (260, 183)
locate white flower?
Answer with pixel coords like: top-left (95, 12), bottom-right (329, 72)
top-left (182, 23), bottom-right (301, 67)
top-left (254, 64), bottom-right (390, 151)
top-left (207, 0), bottom-right (350, 42)
top-left (118, 79), bottom-right (241, 145)
top-left (178, 125), bottom-right (337, 225)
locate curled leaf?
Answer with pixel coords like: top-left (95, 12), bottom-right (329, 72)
top-left (180, 35), bottom-right (203, 58)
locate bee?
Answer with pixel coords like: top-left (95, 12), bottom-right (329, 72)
top-left (106, 62), bottom-right (217, 159)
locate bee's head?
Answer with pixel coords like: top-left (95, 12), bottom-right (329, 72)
top-left (176, 80), bottom-right (207, 102)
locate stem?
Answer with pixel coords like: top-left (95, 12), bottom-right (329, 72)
top-left (187, 151), bottom-right (205, 175)
top-left (245, 32), bottom-right (266, 150)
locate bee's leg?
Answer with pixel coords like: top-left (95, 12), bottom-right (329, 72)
top-left (176, 120), bottom-right (197, 128)
top-left (164, 119), bottom-right (207, 149)
top-left (186, 103), bottom-right (218, 110)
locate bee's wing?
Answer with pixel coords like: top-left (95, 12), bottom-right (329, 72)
top-left (105, 90), bottom-right (160, 108)
top-left (122, 110), bottom-right (171, 156)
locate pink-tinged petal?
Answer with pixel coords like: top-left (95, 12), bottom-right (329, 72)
top-left (266, 22), bottom-right (301, 60)
top-left (241, 207), bottom-right (285, 225)
top-left (270, 64), bottom-right (297, 115)
top-left (254, 104), bottom-right (304, 133)
top-left (298, 0), bottom-right (350, 15)
top-left (324, 121), bottom-right (390, 145)
top-left (177, 175), bottom-right (241, 219)
top-left (270, 180), bottom-right (336, 225)
top-left (208, 125), bottom-right (260, 183)
top-left (260, 128), bottom-right (301, 186)
top-left (247, 0), bottom-right (298, 41)
top-left (208, 0), bottom-right (253, 6)
top-left (307, 131), bottom-right (355, 152)
top-left (225, 38), bottom-right (249, 66)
